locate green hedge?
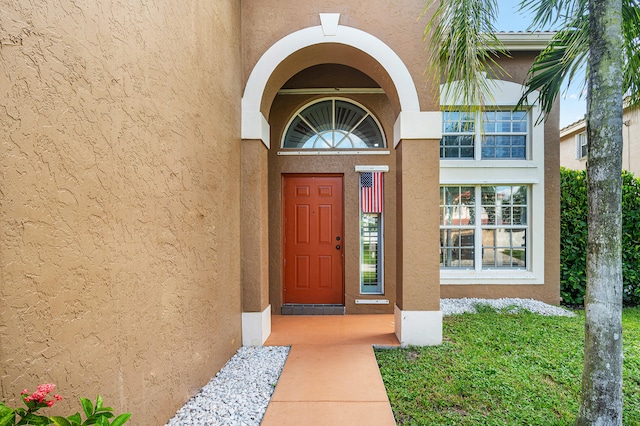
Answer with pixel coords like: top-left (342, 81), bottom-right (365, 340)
top-left (560, 167), bottom-right (640, 306)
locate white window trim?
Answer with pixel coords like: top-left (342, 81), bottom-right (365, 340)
top-left (576, 132), bottom-right (587, 160)
top-left (439, 79), bottom-right (545, 285)
top-left (280, 97), bottom-right (387, 150)
top-left (440, 185), bottom-right (535, 278)
top-left (439, 182), bottom-right (543, 284)
top-left (441, 109), bottom-right (530, 160)
top-left (359, 212), bottom-right (384, 295)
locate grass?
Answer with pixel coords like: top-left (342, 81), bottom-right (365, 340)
top-left (375, 307), bottom-right (640, 425)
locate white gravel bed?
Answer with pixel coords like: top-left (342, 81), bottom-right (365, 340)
top-left (441, 297), bottom-right (576, 317)
top-left (165, 346), bottom-right (289, 426)
top-left (165, 298), bottom-right (572, 425)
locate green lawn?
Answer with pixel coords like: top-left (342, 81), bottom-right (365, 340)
top-left (375, 308), bottom-right (640, 425)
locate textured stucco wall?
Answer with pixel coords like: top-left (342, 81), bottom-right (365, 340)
top-left (0, 1), bottom-right (242, 424)
top-left (395, 139), bottom-right (441, 312)
top-left (559, 125), bottom-right (588, 170)
top-left (242, 0), bottom-right (438, 114)
top-left (560, 108), bottom-right (640, 176)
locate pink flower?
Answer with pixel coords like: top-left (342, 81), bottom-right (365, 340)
top-left (22, 383), bottom-right (57, 403)
top-left (36, 384), bottom-right (55, 394)
top-left (46, 400), bottom-right (55, 407)
top-left (54, 394), bottom-right (63, 401)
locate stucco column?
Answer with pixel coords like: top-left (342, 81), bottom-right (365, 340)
top-left (395, 139), bottom-right (442, 345)
top-left (241, 139), bottom-right (271, 346)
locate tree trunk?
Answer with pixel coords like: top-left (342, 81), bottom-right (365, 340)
top-left (576, 0), bottom-right (624, 424)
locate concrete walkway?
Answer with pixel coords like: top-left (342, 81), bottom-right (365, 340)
top-left (261, 315), bottom-right (399, 425)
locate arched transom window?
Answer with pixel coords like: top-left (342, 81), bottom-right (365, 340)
top-left (282, 98), bottom-right (385, 149)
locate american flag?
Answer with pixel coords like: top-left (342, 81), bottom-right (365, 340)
top-left (360, 172), bottom-right (383, 213)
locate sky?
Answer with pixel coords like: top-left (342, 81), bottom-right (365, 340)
top-left (495, 0), bottom-right (587, 128)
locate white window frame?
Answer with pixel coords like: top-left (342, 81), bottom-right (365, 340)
top-left (576, 131), bottom-right (587, 159)
top-left (360, 212), bottom-right (384, 294)
top-left (441, 109), bottom-right (530, 160)
top-left (440, 185), bottom-right (530, 271)
top-left (281, 97), bottom-right (387, 150)
top-left (481, 110), bottom-right (529, 160)
top-left (439, 79), bottom-right (545, 285)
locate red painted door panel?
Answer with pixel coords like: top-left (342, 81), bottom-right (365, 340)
top-left (283, 175), bottom-right (344, 304)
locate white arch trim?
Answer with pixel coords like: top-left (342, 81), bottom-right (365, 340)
top-left (241, 21), bottom-right (424, 146)
top-left (440, 78), bottom-right (540, 106)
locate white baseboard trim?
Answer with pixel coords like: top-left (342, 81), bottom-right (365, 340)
top-left (242, 305), bottom-right (271, 347)
top-left (394, 305), bottom-right (442, 346)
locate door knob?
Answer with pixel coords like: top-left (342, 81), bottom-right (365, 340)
top-left (336, 236), bottom-right (341, 241)
top-left (336, 245), bottom-right (341, 250)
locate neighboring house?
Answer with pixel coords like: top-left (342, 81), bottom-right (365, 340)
top-left (0, 2), bottom-right (560, 424)
top-left (560, 105), bottom-right (639, 175)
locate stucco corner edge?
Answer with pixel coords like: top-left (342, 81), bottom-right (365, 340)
top-left (241, 305), bottom-right (272, 347)
top-left (394, 305), bottom-right (443, 346)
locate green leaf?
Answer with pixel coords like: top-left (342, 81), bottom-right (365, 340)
top-left (50, 416), bottom-right (73, 426)
top-left (94, 416), bottom-right (109, 426)
top-left (422, 0), bottom-right (508, 110)
top-left (80, 398), bottom-right (93, 418)
top-left (17, 413), bottom-right (51, 425)
top-left (67, 413), bottom-right (82, 424)
top-left (94, 396), bottom-right (103, 412)
top-left (0, 406), bottom-right (16, 426)
top-left (110, 413), bottom-right (131, 426)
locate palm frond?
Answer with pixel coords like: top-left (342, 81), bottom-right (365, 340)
top-left (519, 0), bottom-right (639, 120)
top-left (519, 0), bottom-right (586, 30)
top-left (517, 13), bottom-right (589, 122)
top-left (422, 0), bottom-right (507, 110)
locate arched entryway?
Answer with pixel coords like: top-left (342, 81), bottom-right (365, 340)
top-left (240, 14), bottom-right (443, 347)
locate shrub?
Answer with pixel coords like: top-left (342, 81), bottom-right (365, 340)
top-left (560, 167), bottom-right (640, 306)
top-left (0, 384), bottom-right (130, 426)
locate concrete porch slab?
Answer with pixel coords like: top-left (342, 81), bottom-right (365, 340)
top-left (261, 314), bottom-right (399, 425)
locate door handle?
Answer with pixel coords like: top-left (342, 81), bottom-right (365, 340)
top-left (336, 245), bottom-right (341, 250)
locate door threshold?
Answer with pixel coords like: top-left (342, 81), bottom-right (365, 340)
top-left (281, 304), bottom-right (345, 315)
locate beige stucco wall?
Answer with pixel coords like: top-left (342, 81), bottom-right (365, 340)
top-left (559, 123), bottom-right (588, 170)
top-left (396, 140), bottom-right (441, 311)
top-left (560, 108), bottom-right (640, 176)
top-left (622, 109), bottom-right (640, 175)
top-left (241, 0), bottom-right (438, 115)
top-left (0, 1), bottom-right (243, 424)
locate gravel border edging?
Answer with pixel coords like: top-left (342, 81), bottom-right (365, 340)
top-left (165, 346), bottom-right (289, 426)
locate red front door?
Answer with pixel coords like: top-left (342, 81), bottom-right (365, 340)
top-left (283, 175), bottom-right (344, 304)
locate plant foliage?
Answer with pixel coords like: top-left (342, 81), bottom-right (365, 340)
top-left (375, 308), bottom-right (640, 424)
top-left (560, 167), bottom-right (640, 306)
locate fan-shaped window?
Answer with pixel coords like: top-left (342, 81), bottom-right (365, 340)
top-left (282, 99), bottom-right (385, 149)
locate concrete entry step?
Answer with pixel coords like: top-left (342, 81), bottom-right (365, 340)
top-left (281, 304), bottom-right (345, 315)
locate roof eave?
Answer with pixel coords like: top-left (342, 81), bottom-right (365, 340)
top-left (495, 32), bottom-right (556, 51)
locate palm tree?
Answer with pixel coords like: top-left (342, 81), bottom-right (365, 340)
top-left (424, 0), bottom-right (639, 423)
